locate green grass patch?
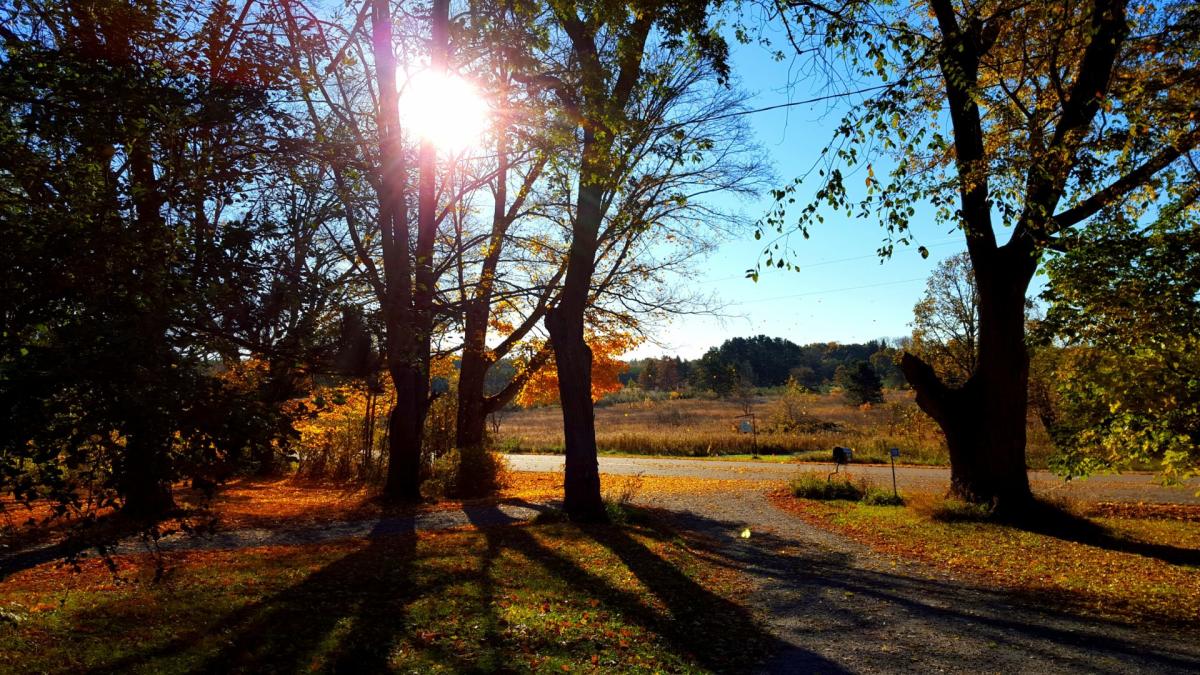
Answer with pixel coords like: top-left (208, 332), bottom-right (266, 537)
top-left (0, 519), bottom-right (774, 673)
top-left (861, 488), bottom-right (905, 506)
top-left (789, 472), bottom-right (906, 506)
top-left (789, 472), bottom-right (867, 501)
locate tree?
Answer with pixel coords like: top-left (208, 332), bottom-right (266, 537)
top-left (280, 0), bottom-right (462, 501)
top-left (767, 0), bottom-right (1200, 510)
top-left (1038, 203), bottom-right (1200, 484)
top-left (910, 252), bottom-right (979, 385)
top-left (0, 0), bottom-right (319, 516)
top-left (527, 1), bottom-right (737, 520)
top-left (835, 361), bottom-right (884, 406)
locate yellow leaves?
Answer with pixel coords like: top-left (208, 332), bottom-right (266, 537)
top-left (515, 329), bottom-right (641, 407)
top-left (294, 384), bottom-right (391, 449)
top-left (773, 491), bottom-right (1200, 625)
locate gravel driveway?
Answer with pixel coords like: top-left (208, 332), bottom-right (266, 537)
top-left (505, 453), bottom-right (1200, 504)
top-left (5, 459), bottom-right (1197, 673)
top-left (639, 485), bottom-right (1200, 673)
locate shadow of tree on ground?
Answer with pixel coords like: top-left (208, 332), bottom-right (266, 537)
top-left (647, 503), bottom-right (1200, 673)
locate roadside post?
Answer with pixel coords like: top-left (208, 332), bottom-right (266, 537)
top-left (889, 447), bottom-right (900, 498)
top-left (736, 414), bottom-right (759, 459)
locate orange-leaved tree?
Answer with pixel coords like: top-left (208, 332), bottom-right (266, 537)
top-left (515, 329), bottom-right (641, 408)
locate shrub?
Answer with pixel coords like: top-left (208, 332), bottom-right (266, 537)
top-left (602, 473), bottom-right (644, 524)
top-left (422, 447), bottom-right (511, 500)
top-left (789, 472), bottom-right (867, 501)
top-left (862, 488), bottom-right (905, 506)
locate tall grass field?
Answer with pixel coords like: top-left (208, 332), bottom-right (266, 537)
top-left (495, 390), bottom-right (1058, 468)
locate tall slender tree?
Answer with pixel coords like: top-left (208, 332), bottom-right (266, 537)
top-left (529, 0), bottom-right (733, 520)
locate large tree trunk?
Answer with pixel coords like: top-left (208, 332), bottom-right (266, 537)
top-left (119, 434), bottom-right (175, 518)
top-left (547, 169), bottom-right (606, 522)
top-left (902, 262), bottom-right (1034, 512)
top-left (455, 344), bottom-right (490, 452)
top-left (386, 358), bottom-right (426, 501)
top-left (545, 305), bottom-right (604, 521)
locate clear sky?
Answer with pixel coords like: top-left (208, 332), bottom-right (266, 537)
top-left (626, 28), bottom-right (1033, 360)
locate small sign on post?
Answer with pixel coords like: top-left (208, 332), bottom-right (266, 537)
top-left (736, 413), bottom-right (759, 459)
top-left (889, 447), bottom-right (900, 498)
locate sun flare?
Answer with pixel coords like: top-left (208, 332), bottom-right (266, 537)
top-left (399, 70), bottom-right (490, 153)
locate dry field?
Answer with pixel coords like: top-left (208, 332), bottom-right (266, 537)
top-left (496, 390), bottom-right (1057, 468)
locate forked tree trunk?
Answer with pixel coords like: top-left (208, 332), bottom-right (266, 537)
top-left (902, 264), bottom-right (1034, 512)
top-left (372, 0), bottom-right (449, 502)
top-left (456, 342), bottom-right (554, 453)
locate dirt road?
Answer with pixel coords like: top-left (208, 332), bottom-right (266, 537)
top-left (505, 453), bottom-right (1200, 504)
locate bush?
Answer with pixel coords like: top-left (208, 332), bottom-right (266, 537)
top-left (789, 472), bottom-right (867, 501)
top-left (602, 474), bottom-right (644, 524)
top-left (862, 488), bottom-right (905, 506)
top-left (422, 447), bottom-right (511, 500)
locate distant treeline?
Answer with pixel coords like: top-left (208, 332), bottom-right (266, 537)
top-left (618, 335), bottom-right (907, 394)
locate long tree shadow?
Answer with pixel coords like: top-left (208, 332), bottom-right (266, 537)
top-left (87, 517), bottom-right (470, 674)
top-left (648, 504), bottom-right (1200, 673)
top-left (1006, 500), bottom-right (1200, 567)
top-left (464, 503), bottom-right (845, 673)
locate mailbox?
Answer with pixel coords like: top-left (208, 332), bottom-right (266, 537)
top-left (833, 446), bottom-right (853, 464)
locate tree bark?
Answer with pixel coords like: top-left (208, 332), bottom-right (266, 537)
top-left (902, 261), bottom-right (1035, 512)
top-left (119, 433), bottom-right (175, 518)
top-left (455, 344), bottom-right (490, 451)
top-left (545, 306), bottom-right (604, 521)
top-left (546, 164), bottom-right (606, 521)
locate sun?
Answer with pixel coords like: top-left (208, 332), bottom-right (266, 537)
top-left (399, 70), bottom-right (490, 153)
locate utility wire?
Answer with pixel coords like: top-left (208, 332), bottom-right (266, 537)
top-left (728, 276), bottom-right (927, 306)
top-left (696, 238), bottom-right (961, 284)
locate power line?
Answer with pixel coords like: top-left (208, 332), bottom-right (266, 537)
top-left (660, 83), bottom-right (898, 131)
top-left (729, 276), bottom-right (927, 306)
top-left (697, 238), bottom-right (961, 284)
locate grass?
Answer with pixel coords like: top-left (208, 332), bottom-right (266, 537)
top-left (0, 515), bottom-right (772, 673)
top-left (789, 472), bottom-right (868, 501)
top-left (789, 471), bottom-right (906, 506)
top-left (497, 390), bottom-right (1059, 468)
top-left (774, 491), bottom-right (1200, 626)
top-left (0, 473), bottom-right (784, 673)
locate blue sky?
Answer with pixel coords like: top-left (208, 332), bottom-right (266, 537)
top-left (627, 28), bottom-right (1021, 360)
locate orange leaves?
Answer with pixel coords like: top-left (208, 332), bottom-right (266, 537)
top-left (515, 330), bottom-right (641, 407)
top-left (772, 491), bottom-right (1200, 625)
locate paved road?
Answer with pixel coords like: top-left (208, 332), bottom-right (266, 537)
top-left (505, 454), bottom-right (1200, 504)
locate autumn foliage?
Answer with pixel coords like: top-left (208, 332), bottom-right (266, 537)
top-left (516, 331), bottom-right (639, 407)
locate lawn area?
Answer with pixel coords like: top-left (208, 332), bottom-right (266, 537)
top-left (0, 507), bottom-right (770, 673)
top-left (772, 491), bottom-right (1200, 627)
top-left (496, 391), bottom-right (1059, 468)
